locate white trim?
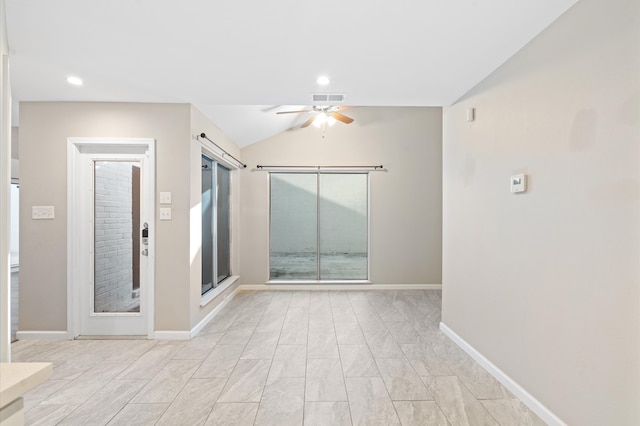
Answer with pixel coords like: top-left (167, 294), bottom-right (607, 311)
top-left (200, 275), bottom-right (240, 307)
top-left (67, 140), bottom-right (80, 339)
top-left (1, 37), bottom-right (12, 361)
top-left (154, 331), bottom-right (191, 340)
top-left (67, 138), bottom-right (156, 339)
top-left (200, 143), bottom-right (239, 309)
top-left (241, 284), bottom-right (442, 291)
top-left (200, 137), bottom-right (240, 172)
top-left (192, 285), bottom-right (241, 337)
top-left (439, 322), bottom-right (567, 426)
top-left (16, 331), bottom-right (69, 341)
top-left (145, 145), bottom-right (156, 340)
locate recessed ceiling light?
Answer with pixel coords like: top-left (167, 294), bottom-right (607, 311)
top-left (66, 76), bottom-right (83, 86)
top-left (316, 76), bottom-right (330, 85)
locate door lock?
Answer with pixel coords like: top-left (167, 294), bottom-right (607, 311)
top-left (142, 222), bottom-right (149, 245)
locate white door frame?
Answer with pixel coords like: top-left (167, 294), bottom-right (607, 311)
top-left (67, 138), bottom-right (156, 339)
top-left (0, 48), bottom-right (11, 360)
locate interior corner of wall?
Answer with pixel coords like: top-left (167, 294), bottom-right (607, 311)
top-left (10, 158), bottom-right (18, 179)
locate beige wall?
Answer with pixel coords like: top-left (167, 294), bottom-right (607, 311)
top-left (11, 126), bottom-right (17, 159)
top-left (11, 127), bottom-right (18, 178)
top-left (19, 102), bottom-right (192, 332)
top-left (240, 106), bottom-right (442, 285)
top-left (189, 106), bottom-right (243, 329)
top-left (442, 0), bottom-right (639, 424)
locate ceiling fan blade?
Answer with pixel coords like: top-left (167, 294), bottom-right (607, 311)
top-left (276, 110), bottom-right (312, 114)
top-left (301, 116), bottom-right (317, 128)
top-left (330, 112), bottom-right (354, 124)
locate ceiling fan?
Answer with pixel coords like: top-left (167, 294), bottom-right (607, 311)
top-left (276, 105), bottom-right (354, 128)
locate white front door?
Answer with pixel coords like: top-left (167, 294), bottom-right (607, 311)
top-left (68, 139), bottom-right (155, 337)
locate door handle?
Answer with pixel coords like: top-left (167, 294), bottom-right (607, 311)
top-left (142, 222), bottom-right (149, 245)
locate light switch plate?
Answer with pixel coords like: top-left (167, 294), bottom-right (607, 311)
top-left (32, 206), bottom-right (55, 220)
top-left (160, 207), bottom-right (172, 220)
top-left (511, 174), bottom-right (527, 193)
top-left (160, 192), bottom-right (172, 204)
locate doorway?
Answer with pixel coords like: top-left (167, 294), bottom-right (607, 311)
top-left (10, 179), bottom-right (19, 342)
top-left (68, 138), bottom-right (155, 337)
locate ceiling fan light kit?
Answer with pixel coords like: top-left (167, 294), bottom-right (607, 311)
top-left (312, 114), bottom-right (337, 128)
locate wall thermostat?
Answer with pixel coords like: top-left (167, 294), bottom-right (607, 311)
top-left (511, 173), bottom-right (527, 193)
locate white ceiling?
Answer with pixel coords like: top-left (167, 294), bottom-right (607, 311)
top-left (5, 0), bottom-right (578, 147)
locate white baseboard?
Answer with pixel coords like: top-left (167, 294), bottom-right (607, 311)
top-left (153, 331), bottom-right (191, 340)
top-left (16, 331), bottom-right (69, 340)
top-left (240, 284), bottom-right (442, 291)
top-left (439, 322), bottom-right (566, 426)
top-left (191, 285), bottom-right (240, 338)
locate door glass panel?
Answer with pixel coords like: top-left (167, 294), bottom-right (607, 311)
top-left (270, 173), bottom-right (318, 279)
top-left (202, 156), bottom-right (214, 294)
top-left (319, 173), bottom-right (368, 280)
top-left (216, 164), bottom-right (231, 284)
top-left (94, 161), bottom-right (141, 313)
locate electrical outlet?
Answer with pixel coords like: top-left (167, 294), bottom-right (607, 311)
top-left (32, 206), bottom-right (55, 220)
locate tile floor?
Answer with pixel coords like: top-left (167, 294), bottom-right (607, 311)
top-left (13, 290), bottom-right (546, 425)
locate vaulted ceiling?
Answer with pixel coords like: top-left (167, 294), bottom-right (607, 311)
top-left (5, 0), bottom-right (578, 146)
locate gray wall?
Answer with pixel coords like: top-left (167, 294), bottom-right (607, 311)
top-left (189, 106), bottom-right (243, 329)
top-left (19, 102), bottom-right (192, 332)
top-left (11, 127), bottom-right (18, 159)
top-left (11, 127), bottom-right (18, 179)
top-left (441, 0), bottom-right (639, 424)
top-left (19, 102), bottom-right (243, 334)
top-left (240, 106), bottom-right (443, 285)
